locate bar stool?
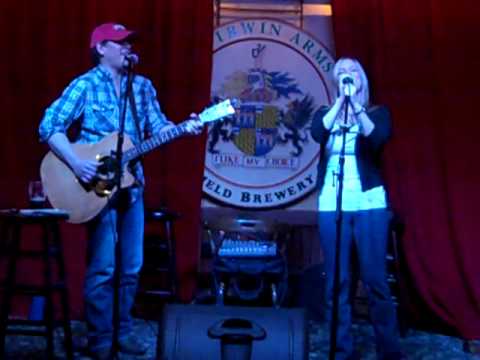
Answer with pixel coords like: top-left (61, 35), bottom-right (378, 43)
top-left (137, 208), bottom-right (179, 302)
top-left (0, 209), bottom-right (73, 359)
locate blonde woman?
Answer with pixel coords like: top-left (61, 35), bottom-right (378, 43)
top-left (311, 57), bottom-right (404, 360)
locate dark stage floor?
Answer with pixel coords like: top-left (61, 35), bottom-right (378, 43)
top-left (3, 316), bottom-right (479, 359)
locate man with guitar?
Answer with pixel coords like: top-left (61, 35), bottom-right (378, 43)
top-left (38, 23), bottom-right (203, 359)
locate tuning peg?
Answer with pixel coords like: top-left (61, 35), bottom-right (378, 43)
top-left (211, 95), bottom-right (223, 104)
top-left (229, 98), bottom-right (241, 108)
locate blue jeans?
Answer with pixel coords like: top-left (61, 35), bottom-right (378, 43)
top-left (318, 209), bottom-right (401, 359)
top-left (84, 187), bottom-right (144, 352)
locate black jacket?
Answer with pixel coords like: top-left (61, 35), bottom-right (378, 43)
top-left (310, 105), bottom-right (392, 193)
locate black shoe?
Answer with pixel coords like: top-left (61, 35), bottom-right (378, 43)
top-left (118, 335), bottom-right (148, 355)
top-left (89, 346), bottom-right (111, 360)
top-left (383, 352), bottom-right (407, 360)
top-left (346, 351), bottom-right (361, 360)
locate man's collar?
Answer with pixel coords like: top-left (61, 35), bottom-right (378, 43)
top-left (94, 65), bottom-right (112, 80)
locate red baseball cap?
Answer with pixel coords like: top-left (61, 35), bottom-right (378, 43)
top-left (90, 23), bottom-right (136, 48)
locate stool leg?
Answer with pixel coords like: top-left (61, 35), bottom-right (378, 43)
top-left (42, 223), bottom-right (55, 359)
top-left (390, 229), bottom-right (408, 336)
top-left (165, 220), bottom-right (177, 300)
top-left (0, 223), bottom-right (19, 357)
top-left (51, 223), bottom-right (73, 359)
top-left (0, 220), bottom-right (10, 257)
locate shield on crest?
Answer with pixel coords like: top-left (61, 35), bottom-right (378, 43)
top-left (232, 104), bottom-right (279, 156)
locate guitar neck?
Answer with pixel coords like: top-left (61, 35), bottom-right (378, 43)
top-left (122, 123), bottom-right (188, 164)
top-left (121, 99), bottom-right (236, 164)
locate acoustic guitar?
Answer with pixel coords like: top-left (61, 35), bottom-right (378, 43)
top-left (40, 99), bottom-right (236, 224)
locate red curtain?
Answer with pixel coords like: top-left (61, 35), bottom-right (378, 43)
top-left (0, 0), bottom-right (212, 317)
top-left (331, 0), bottom-right (480, 338)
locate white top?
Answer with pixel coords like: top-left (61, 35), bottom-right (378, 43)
top-left (318, 123), bottom-right (387, 212)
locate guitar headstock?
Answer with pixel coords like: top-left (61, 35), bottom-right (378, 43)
top-left (199, 98), bottom-right (240, 124)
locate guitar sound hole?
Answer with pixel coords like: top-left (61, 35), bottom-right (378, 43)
top-left (97, 155), bottom-right (117, 179)
top-left (93, 155), bottom-right (118, 195)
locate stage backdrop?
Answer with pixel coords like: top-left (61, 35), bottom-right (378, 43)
top-left (204, 18), bottom-right (335, 208)
top-left (0, 0), bottom-right (212, 318)
top-left (331, 0), bottom-right (480, 339)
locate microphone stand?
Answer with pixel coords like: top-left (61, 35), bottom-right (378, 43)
top-left (111, 60), bottom-right (135, 360)
top-left (328, 89), bottom-right (351, 360)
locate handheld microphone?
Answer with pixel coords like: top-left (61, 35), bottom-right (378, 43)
top-left (339, 74), bottom-right (356, 96)
top-left (341, 75), bottom-right (354, 85)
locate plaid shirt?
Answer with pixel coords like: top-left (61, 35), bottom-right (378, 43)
top-left (39, 65), bottom-right (172, 185)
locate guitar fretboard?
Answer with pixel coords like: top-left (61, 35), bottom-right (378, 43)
top-left (122, 123), bottom-right (188, 164)
top-left (119, 98), bottom-right (235, 164)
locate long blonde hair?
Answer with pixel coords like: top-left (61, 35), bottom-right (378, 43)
top-left (332, 57), bottom-right (370, 107)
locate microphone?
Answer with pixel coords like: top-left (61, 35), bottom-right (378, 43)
top-left (341, 74), bottom-right (354, 85)
top-left (339, 74), bottom-right (356, 96)
top-left (124, 53), bottom-right (139, 67)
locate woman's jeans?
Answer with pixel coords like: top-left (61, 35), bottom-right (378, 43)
top-left (84, 188), bottom-right (144, 351)
top-left (318, 209), bottom-right (401, 359)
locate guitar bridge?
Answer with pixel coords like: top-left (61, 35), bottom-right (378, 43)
top-left (94, 180), bottom-right (114, 196)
